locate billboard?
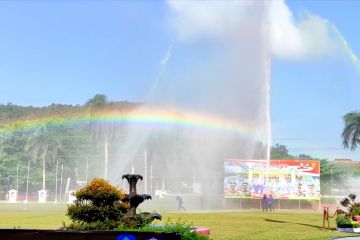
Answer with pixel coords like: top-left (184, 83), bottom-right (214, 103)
top-left (224, 159), bottom-right (320, 199)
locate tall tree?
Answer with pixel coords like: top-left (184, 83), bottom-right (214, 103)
top-left (270, 144), bottom-right (294, 159)
top-left (85, 94), bottom-right (114, 179)
top-left (85, 94), bottom-right (107, 108)
top-left (342, 111), bottom-right (360, 150)
top-left (319, 159), bottom-right (333, 194)
top-left (25, 124), bottom-right (59, 190)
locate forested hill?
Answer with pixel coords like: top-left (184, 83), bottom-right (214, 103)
top-left (0, 94), bottom-right (139, 200)
top-left (0, 99), bottom-right (139, 123)
top-left (0, 103), bottom-right (80, 122)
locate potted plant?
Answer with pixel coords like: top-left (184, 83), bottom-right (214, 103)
top-left (336, 193), bottom-right (360, 232)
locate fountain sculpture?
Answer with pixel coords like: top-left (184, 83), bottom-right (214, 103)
top-left (122, 174), bottom-right (162, 227)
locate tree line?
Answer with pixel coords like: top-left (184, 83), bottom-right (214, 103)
top-left (0, 94), bottom-right (139, 199)
top-left (0, 94), bottom-right (359, 199)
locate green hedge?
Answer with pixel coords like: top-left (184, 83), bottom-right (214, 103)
top-left (116, 219), bottom-right (211, 240)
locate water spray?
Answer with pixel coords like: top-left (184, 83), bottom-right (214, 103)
top-left (265, 60), bottom-right (272, 186)
top-left (147, 44), bottom-right (173, 97)
top-left (331, 24), bottom-right (360, 72)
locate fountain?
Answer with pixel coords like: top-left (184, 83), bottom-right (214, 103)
top-left (121, 174), bottom-right (162, 228)
top-left (121, 174), bottom-right (211, 236)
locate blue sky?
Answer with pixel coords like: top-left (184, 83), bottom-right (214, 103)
top-left (272, 1), bottom-right (360, 159)
top-left (0, 1), bottom-right (359, 160)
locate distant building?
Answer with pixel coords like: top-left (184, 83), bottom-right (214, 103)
top-left (333, 158), bottom-right (360, 166)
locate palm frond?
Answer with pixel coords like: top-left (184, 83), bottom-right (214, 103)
top-left (342, 112), bottom-right (360, 151)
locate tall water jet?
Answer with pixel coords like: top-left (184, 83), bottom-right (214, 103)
top-left (107, 1), bottom-right (273, 209)
top-left (265, 52), bottom-right (272, 183)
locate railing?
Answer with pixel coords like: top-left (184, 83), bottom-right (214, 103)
top-left (323, 206), bottom-right (339, 229)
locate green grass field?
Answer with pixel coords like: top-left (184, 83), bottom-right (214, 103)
top-left (0, 203), bottom-right (358, 240)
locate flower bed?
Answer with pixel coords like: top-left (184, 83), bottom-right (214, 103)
top-left (335, 194), bottom-right (360, 233)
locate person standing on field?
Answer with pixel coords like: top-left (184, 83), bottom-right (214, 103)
top-left (262, 194), bottom-right (268, 212)
top-left (176, 195), bottom-right (186, 211)
top-left (268, 195), bottom-right (274, 211)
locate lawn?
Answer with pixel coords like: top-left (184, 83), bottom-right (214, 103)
top-left (0, 203), bottom-right (358, 240)
top-left (162, 211), bottom-right (359, 240)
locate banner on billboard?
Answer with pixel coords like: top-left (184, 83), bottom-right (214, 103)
top-left (224, 159), bottom-right (320, 199)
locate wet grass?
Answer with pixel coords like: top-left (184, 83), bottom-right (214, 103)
top-left (0, 202), bottom-right (69, 229)
top-left (0, 203), bottom-right (358, 239)
top-left (163, 211), bottom-right (359, 240)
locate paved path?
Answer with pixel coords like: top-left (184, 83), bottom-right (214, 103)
top-left (332, 237), bottom-right (360, 240)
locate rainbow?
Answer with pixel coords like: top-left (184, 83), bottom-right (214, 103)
top-left (0, 107), bottom-right (258, 140)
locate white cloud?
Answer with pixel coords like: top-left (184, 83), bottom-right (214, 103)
top-left (269, 1), bottom-right (335, 60)
top-left (167, 0), bottom-right (258, 42)
top-left (166, 0), bottom-right (359, 62)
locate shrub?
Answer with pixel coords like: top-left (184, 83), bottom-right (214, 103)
top-left (64, 177), bottom-right (162, 230)
top-left (74, 178), bottom-right (126, 206)
top-left (67, 202), bottom-right (128, 223)
top-left (336, 214), bottom-right (360, 228)
top-left (350, 203), bottom-right (360, 217)
top-left (64, 220), bottom-right (119, 231)
top-left (64, 178), bottom-right (129, 230)
top-left (351, 221), bottom-right (360, 228)
top-left (336, 214), bottom-right (353, 228)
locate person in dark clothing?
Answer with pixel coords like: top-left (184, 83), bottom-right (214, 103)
top-left (268, 195), bottom-right (274, 211)
top-left (176, 195), bottom-right (186, 211)
top-left (262, 194), bottom-right (268, 212)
